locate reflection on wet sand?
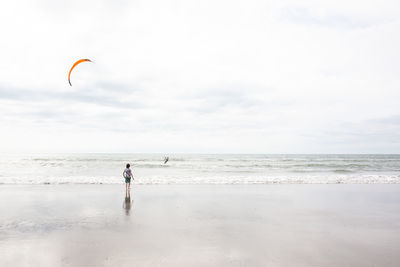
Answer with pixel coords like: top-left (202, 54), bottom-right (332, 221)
top-left (2, 185), bottom-right (400, 267)
top-left (123, 188), bottom-right (133, 216)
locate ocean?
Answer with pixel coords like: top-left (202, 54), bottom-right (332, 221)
top-left (0, 154), bottom-right (399, 184)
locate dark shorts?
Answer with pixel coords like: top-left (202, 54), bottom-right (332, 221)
top-left (125, 177), bottom-right (131, 183)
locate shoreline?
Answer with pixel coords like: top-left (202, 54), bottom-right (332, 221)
top-left (2, 177), bottom-right (400, 185)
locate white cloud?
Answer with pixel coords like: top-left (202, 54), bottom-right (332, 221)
top-left (0, 0), bottom-right (399, 153)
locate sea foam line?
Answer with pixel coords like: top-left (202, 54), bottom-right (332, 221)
top-left (1, 174), bottom-right (400, 185)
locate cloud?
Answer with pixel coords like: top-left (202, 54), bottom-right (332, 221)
top-left (369, 115), bottom-right (400, 126)
top-left (0, 82), bottom-right (144, 110)
top-left (280, 6), bottom-right (382, 29)
top-left (0, 0), bottom-right (399, 153)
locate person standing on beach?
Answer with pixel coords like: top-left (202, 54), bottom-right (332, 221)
top-left (123, 163), bottom-right (133, 190)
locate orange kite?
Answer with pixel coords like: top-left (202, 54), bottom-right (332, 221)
top-left (68, 59), bottom-right (92, 86)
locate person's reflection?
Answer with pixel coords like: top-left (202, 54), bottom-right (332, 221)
top-left (123, 188), bottom-right (134, 216)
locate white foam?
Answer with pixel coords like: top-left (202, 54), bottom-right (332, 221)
top-left (1, 154), bottom-right (400, 185)
top-left (1, 174), bottom-right (400, 185)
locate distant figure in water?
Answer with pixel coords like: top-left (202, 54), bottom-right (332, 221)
top-left (123, 188), bottom-right (133, 216)
top-left (164, 156), bottom-right (169, 164)
top-left (123, 163), bottom-right (133, 191)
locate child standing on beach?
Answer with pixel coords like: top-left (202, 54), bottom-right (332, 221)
top-left (123, 163), bottom-right (133, 190)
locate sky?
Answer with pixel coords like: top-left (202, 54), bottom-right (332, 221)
top-left (0, 0), bottom-right (399, 153)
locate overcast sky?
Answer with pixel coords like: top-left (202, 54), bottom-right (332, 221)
top-left (0, 0), bottom-right (399, 153)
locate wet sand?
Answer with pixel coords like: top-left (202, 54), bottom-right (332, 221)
top-left (1, 184), bottom-right (400, 266)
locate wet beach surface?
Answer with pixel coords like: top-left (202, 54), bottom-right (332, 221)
top-left (1, 184), bottom-right (400, 266)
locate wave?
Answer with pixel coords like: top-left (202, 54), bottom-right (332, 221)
top-left (1, 174), bottom-right (400, 185)
top-left (2, 154), bottom-right (400, 185)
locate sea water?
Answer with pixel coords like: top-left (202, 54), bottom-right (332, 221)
top-left (0, 154), bottom-right (399, 184)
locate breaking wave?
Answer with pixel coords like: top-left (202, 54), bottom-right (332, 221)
top-left (1, 154), bottom-right (400, 184)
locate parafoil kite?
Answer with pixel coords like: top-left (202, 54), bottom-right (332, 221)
top-left (68, 59), bottom-right (92, 86)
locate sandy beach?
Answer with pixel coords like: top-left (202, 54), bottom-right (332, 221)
top-left (1, 184), bottom-right (400, 266)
